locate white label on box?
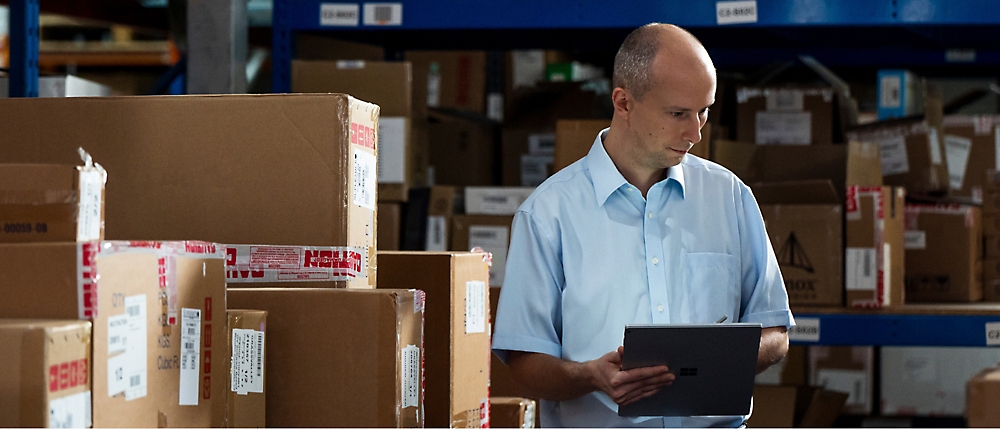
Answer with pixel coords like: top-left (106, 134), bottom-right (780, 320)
top-left (946, 49), bottom-right (976, 63)
top-left (466, 188), bottom-right (533, 215)
top-left (788, 317), bottom-right (820, 342)
top-left (901, 355), bottom-right (937, 382)
top-left (377, 117), bottom-right (407, 184)
top-left (48, 390), bottom-right (91, 429)
top-left (231, 329), bottom-right (265, 395)
top-left (512, 50), bottom-right (546, 88)
top-left (528, 133), bottom-right (556, 155)
top-left (320, 3), bottom-right (360, 26)
top-left (77, 169), bottom-right (103, 241)
top-left (986, 322), bottom-right (1000, 346)
top-left (336, 60), bottom-right (365, 69)
top-left (107, 314), bottom-right (129, 355)
top-left (363, 3), bottom-right (402, 26)
top-left (904, 231), bottom-right (927, 250)
top-left (427, 67), bottom-right (440, 107)
top-left (107, 354), bottom-right (128, 397)
top-left (523, 401), bottom-right (536, 429)
top-left (846, 248), bottom-right (877, 291)
top-left (816, 368), bottom-right (868, 407)
top-left (755, 111), bottom-right (811, 145)
top-left (928, 128), bottom-right (943, 166)
top-left (880, 75), bottom-right (902, 109)
top-left (521, 155), bottom-right (553, 187)
top-left (465, 281), bottom-right (487, 334)
top-left (879, 135), bottom-right (910, 176)
top-left (469, 226), bottom-right (509, 286)
top-left (120, 295), bottom-right (146, 400)
top-left (716, 0), bottom-right (758, 25)
top-left (179, 308), bottom-right (201, 406)
top-left (487, 93), bottom-right (504, 122)
top-left (425, 216), bottom-right (448, 251)
top-left (353, 150), bottom-right (377, 210)
top-left (401, 344), bottom-right (420, 408)
top-left (944, 134), bottom-right (972, 190)
top-left (765, 90), bottom-right (804, 111)
top-left (995, 126), bottom-right (1000, 170)
top-left (883, 243), bottom-right (892, 306)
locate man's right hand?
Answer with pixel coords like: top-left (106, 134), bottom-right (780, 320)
top-left (585, 346), bottom-right (675, 406)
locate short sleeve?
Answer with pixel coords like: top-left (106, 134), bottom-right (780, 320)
top-left (737, 183), bottom-right (796, 329)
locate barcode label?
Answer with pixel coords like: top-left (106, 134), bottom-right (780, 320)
top-left (425, 216), bottom-right (448, 251)
top-left (468, 225), bottom-right (509, 286)
top-left (231, 329), bottom-right (265, 395)
top-left (115, 295), bottom-right (147, 401)
top-left (465, 281), bottom-right (487, 334)
top-left (49, 391), bottom-right (92, 429)
top-left (353, 151), bottom-right (377, 210)
top-left (319, 3), bottom-right (360, 26)
top-left (127, 305), bottom-right (140, 317)
top-left (401, 344), bottom-right (420, 408)
top-left (363, 3), bottom-right (402, 26)
top-left (130, 375), bottom-right (141, 387)
top-left (846, 248), bottom-right (877, 291)
top-left (179, 308), bottom-right (201, 406)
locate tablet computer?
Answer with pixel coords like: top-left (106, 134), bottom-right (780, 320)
top-left (618, 323), bottom-right (762, 417)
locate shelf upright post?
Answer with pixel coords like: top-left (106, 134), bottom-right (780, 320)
top-left (271, 0), bottom-right (293, 93)
top-left (8, 0), bottom-right (39, 98)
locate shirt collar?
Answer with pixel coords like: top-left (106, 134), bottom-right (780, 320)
top-left (585, 128), bottom-right (688, 205)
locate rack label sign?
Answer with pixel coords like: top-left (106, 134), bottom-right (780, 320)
top-left (320, 4), bottom-right (360, 27)
top-left (788, 317), bottom-right (820, 342)
top-left (987, 322), bottom-right (1000, 346)
top-left (717, 1), bottom-right (758, 25)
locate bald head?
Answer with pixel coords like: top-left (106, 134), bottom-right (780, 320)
top-left (612, 23), bottom-right (715, 101)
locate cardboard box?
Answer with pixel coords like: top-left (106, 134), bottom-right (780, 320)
top-left (746, 385), bottom-right (848, 428)
top-left (757, 181), bottom-right (844, 306)
top-left (0, 241), bottom-right (228, 427)
top-left (845, 186), bottom-right (906, 308)
top-left (877, 70), bottom-right (923, 120)
top-left (0, 94), bottom-right (379, 288)
top-left (846, 119), bottom-right (947, 195)
top-left (736, 86), bottom-right (835, 145)
top-left (0, 74), bottom-right (111, 98)
top-left (427, 111), bottom-right (496, 187)
top-left (465, 187), bottom-right (534, 216)
top-left (967, 365), bottom-right (1000, 427)
top-left (903, 204), bottom-right (982, 302)
top-left (0, 319), bottom-right (92, 428)
top-left (0, 158), bottom-right (106, 243)
top-left (451, 215), bottom-right (513, 287)
top-left (554, 119), bottom-right (608, 172)
top-left (982, 258), bottom-right (1000, 302)
top-left (292, 60), bottom-right (412, 202)
top-left (294, 34), bottom-right (384, 61)
top-left (942, 115), bottom-right (1000, 203)
top-left (491, 397), bottom-right (536, 429)
top-left (755, 345), bottom-right (808, 386)
top-left (882, 347), bottom-right (1000, 416)
top-left (226, 288), bottom-right (424, 428)
top-left (985, 169), bottom-right (1000, 193)
top-left (378, 202), bottom-right (402, 251)
top-left (809, 346), bottom-right (874, 414)
top-left (502, 127), bottom-right (555, 187)
top-left (983, 191), bottom-right (1000, 214)
top-left (223, 244), bottom-right (368, 288)
top-left (378, 252), bottom-right (491, 428)
top-left (984, 214), bottom-right (1000, 236)
top-left (220, 310), bottom-right (267, 428)
top-left (407, 51), bottom-right (486, 116)
top-left (425, 186), bottom-right (457, 251)
top-left (488, 288), bottom-right (542, 428)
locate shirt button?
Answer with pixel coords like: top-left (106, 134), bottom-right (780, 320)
top-left (652, 257), bottom-right (659, 265)
top-left (648, 212), bottom-right (654, 218)
top-left (657, 305), bottom-right (664, 312)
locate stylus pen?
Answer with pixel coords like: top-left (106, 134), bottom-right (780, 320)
top-left (716, 316), bottom-right (728, 323)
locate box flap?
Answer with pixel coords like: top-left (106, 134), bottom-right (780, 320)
top-left (753, 180), bottom-right (840, 205)
top-left (845, 141), bottom-right (883, 186)
top-left (714, 140), bottom-right (847, 198)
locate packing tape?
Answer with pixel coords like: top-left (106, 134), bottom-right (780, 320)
top-left (224, 244), bottom-right (367, 283)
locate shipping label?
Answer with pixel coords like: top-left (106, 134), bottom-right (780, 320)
top-left (225, 245), bottom-right (367, 282)
top-left (179, 308), bottom-right (201, 406)
top-left (231, 329), bottom-right (265, 395)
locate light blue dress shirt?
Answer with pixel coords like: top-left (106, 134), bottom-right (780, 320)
top-left (492, 130), bottom-right (795, 428)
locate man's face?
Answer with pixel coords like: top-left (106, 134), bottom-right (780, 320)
top-left (623, 52), bottom-right (716, 169)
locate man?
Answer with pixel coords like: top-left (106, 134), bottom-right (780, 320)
top-left (492, 23), bottom-right (794, 427)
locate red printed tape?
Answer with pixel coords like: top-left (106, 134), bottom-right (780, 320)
top-left (224, 245), bottom-right (367, 282)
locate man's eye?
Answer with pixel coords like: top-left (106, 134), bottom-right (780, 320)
top-left (671, 112), bottom-right (685, 118)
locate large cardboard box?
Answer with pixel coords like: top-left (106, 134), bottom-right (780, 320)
top-left (983, 259), bottom-right (1000, 302)
top-left (0, 320), bottom-right (92, 428)
top-left (757, 182), bottom-right (843, 306)
top-left (407, 51), bottom-right (486, 116)
top-left (378, 252), bottom-right (491, 428)
top-left (746, 385), bottom-right (848, 428)
top-left (846, 119), bottom-right (947, 194)
top-left (226, 288), bottom-right (425, 428)
top-left (451, 215), bottom-right (514, 287)
top-left (0, 94), bottom-right (379, 289)
top-left (488, 288), bottom-right (542, 429)
top-left (809, 346), bottom-right (875, 414)
top-left (0, 158), bottom-right (106, 243)
top-left (292, 60), bottom-right (412, 202)
top-left (554, 119), bottom-right (608, 172)
top-left (0, 241), bottom-right (228, 427)
top-left (425, 186), bottom-right (457, 251)
top-left (502, 127), bottom-right (555, 187)
top-left (881, 347), bottom-right (1000, 416)
top-left (967, 365), bottom-right (1000, 427)
top-left (378, 202), bottom-right (402, 251)
top-left (427, 111), bottom-right (496, 187)
top-left (942, 115), bottom-right (1000, 203)
top-left (491, 397), bottom-right (536, 429)
top-left (219, 310), bottom-right (267, 428)
top-left (845, 186), bottom-right (906, 308)
top-left (903, 204), bottom-right (982, 302)
top-left (736, 86), bottom-right (835, 145)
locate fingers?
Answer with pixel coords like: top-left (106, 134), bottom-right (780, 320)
top-left (612, 365), bottom-right (671, 386)
top-left (618, 382), bottom-right (667, 406)
top-left (607, 370), bottom-right (675, 404)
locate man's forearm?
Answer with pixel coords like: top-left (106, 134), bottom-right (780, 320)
top-left (757, 326), bottom-right (789, 373)
top-left (507, 351), bottom-right (596, 401)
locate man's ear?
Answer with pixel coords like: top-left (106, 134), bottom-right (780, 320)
top-left (612, 87), bottom-right (631, 119)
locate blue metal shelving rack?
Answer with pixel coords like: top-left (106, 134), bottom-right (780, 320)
top-left (790, 306), bottom-right (1000, 347)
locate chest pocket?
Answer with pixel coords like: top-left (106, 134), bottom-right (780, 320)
top-left (683, 252), bottom-right (739, 323)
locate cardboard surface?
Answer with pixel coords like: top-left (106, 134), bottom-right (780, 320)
top-left (502, 127), bottom-right (554, 187)
top-left (378, 202), bottom-right (402, 251)
top-left (491, 397), bottom-right (536, 429)
top-left (226, 288), bottom-right (424, 428)
top-left (746, 385), bottom-right (848, 428)
top-left (736, 86), bottom-right (835, 145)
top-left (942, 115), bottom-right (1000, 203)
top-left (846, 119), bottom-right (948, 194)
top-left (714, 141), bottom-right (848, 199)
top-left (881, 347), bottom-right (1000, 416)
top-left (407, 51), bottom-right (486, 116)
top-left (377, 252), bottom-right (491, 428)
top-left (967, 365), bottom-right (1000, 427)
top-left (0, 320), bottom-right (92, 428)
top-left (427, 112), bottom-right (496, 187)
top-left (755, 345), bottom-right (808, 386)
top-left (845, 186), bottom-right (906, 308)
top-left (809, 346), bottom-right (874, 414)
top-left (0, 94), bottom-right (380, 289)
top-left (0, 241), bottom-right (228, 427)
top-left (489, 288), bottom-right (542, 428)
top-left (553, 119), bottom-right (608, 172)
top-left (903, 204), bottom-right (982, 302)
top-left (0, 162), bottom-right (106, 243)
top-left (221, 310), bottom-right (267, 428)
top-left (450, 215), bottom-right (514, 287)
top-left (983, 259), bottom-right (1000, 302)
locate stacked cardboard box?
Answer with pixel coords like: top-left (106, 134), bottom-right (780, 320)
top-left (450, 187), bottom-right (530, 287)
top-left (736, 86), bottom-right (836, 145)
top-left (427, 111), bottom-right (496, 187)
top-left (882, 347), bottom-right (1000, 416)
top-left (967, 365), bottom-right (1000, 427)
top-left (746, 385), bottom-right (848, 427)
top-left (809, 346), bottom-right (875, 415)
top-left (903, 204), bottom-right (982, 302)
top-left (982, 170), bottom-right (1000, 301)
top-left (0, 158), bottom-right (106, 243)
top-left (491, 397), bottom-right (537, 429)
top-left (845, 186), bottom-right (906, 308)
top-left (941, 115), bottom-right (1000, 203)
top-left (219, 310), bottom-right (267, 428)
top-left (407, 51), bottom-right (487, 117)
